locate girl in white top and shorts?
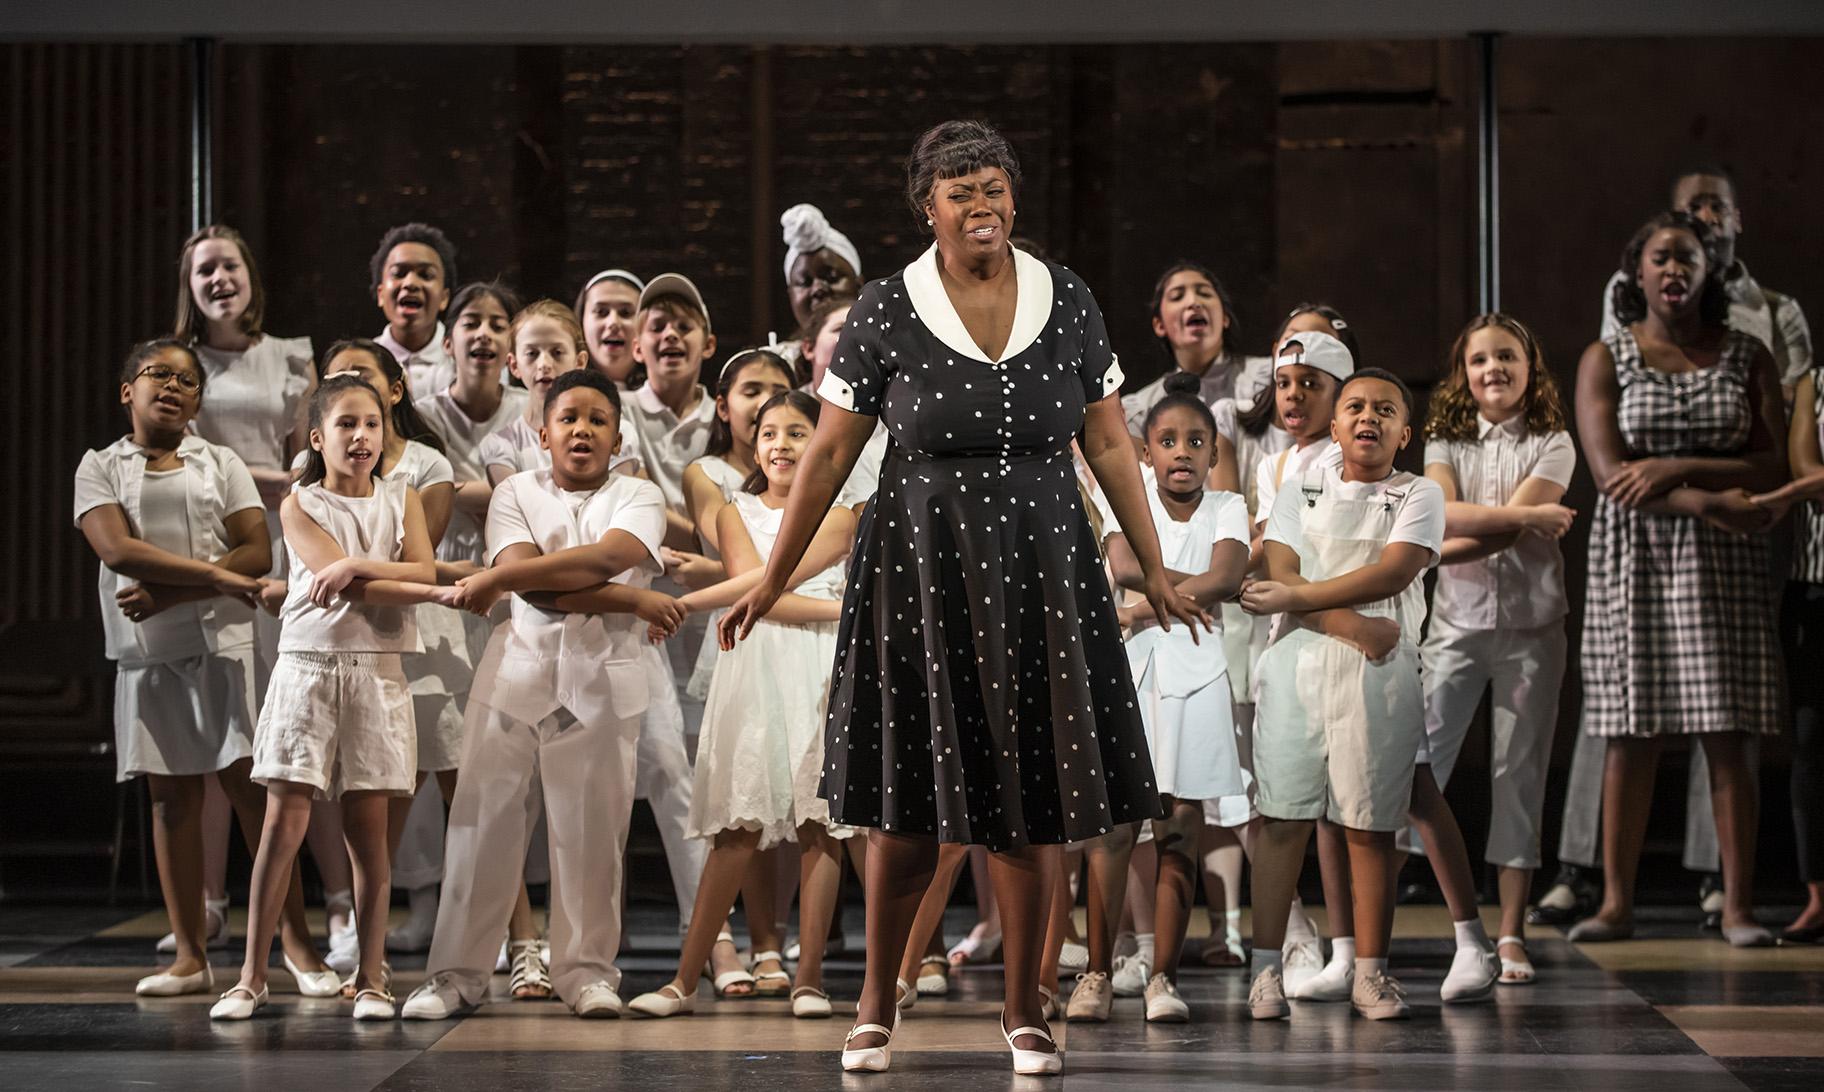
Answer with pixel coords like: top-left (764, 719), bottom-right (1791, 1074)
top-left (212, 373), bottom-right (441, 1023)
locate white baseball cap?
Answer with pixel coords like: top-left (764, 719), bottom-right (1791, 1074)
top-left (638, 272), bottom-right (712, 332)
top-left (1275, 330), bottom-right (1354, 382)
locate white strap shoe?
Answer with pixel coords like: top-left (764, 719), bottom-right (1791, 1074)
top-left (283, 952), bottom-right (342, 998)
top-left (628, 981), bottom-right (696, 1018)
top-left (209, 983), bottom-right (268, 1021)
top-left (841, 1014), bottom-right (898, 1073)
top-left (1001, 1013), bottom-right (1063, 1076)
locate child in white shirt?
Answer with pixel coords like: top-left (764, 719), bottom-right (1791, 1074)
top-left (1241, 367), bottom-right (1445, 1023)
top-left (403, 370), bottom-right (681, 1020)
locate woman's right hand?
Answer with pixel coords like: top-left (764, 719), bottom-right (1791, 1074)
top-left (717, 579), bottom-right (783, 651)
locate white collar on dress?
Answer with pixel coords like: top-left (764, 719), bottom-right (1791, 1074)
top-left (902, 243), bottom-right (1051, 365)
top-left (375, 321), bottom-right (447, 365)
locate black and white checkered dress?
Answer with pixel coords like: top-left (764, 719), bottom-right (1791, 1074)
top-left (1581, 327), bottom-right (1781, 738)
top-left (1792, 366), bottom-right (1824, 586)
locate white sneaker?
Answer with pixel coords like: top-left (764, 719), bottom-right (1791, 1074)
top-left (1111, 953), bottom-right (1151, 997)
top-left (1143, 973), bottom-right (1190, 1023)
top-left (1058, 941), bottom-right (1089, 973)
top-left (1281, 937), bottom-right (1324, 998)
top-left (156, 897), bottom-right (230, 954)
top-left (324, 921), bottom-right (360, 974)
top-left (1248, 967), bottom-right (1289, 1020)
top-left (1351, 969), bottom-right (1410, 1020)
top-left (574, 981), bottom-right (624, 1018)
top-left (402, 973), bottom-right (471, 1020)
top-left (1291, 957), bottom-right (1354, 1002)
top-left (1440, 945), bottom-right (1498, 1003)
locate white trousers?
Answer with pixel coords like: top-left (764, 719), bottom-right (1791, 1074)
top-left (425, 699), bottom-right (640, 1007)
top-left (1405, 620), bottom-right (1564, 870)
top-left (633, 646), bottom-right (704, 933)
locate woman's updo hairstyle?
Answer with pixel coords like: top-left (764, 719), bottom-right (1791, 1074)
top-left (905, 120), bottom-right (1022, 235)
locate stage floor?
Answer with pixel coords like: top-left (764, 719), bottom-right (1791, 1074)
top-left (2, 903), bottom-right (1820, 1090)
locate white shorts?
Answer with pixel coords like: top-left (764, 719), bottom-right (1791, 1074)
top-left (253, 651), bottom-right (415, 799)
top-left (1254, 631), bottom-right (1423, 831)
top-left (113, 648), bottom-right (257, 782)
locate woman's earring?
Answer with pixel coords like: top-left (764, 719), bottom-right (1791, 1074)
top-left (926, 218), bottom-right (934, 226)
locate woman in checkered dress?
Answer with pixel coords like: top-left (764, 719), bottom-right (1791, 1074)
top-left (1571, 211), bottom-right (1783, 948)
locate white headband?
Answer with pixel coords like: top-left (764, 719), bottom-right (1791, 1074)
top-left (582, 268), bottom-right (645, 297)
top-left (780, 203), bottom-right (861, 284)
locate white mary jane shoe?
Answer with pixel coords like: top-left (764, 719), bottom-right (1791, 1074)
top-left (1001, 1013), bottom-right (1063, 1076)
top-left (840, 1012), bottom-right (899, 1073)
top-left (351, 987), bottom-right (396, 1021)
top-left (136, 963), bottom-right (214, 997)
top-left (791, 985), bottom-right (832, 1019)
top-left (627, 981), bottom-right (696, 1018)
top-left (209, 984), bottom-right (268, 1021)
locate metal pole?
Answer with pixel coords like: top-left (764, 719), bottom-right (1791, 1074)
top-left (187, 37), bottom-right (214, 231)
top-left (1475, 31), bottom-right (1500, 314)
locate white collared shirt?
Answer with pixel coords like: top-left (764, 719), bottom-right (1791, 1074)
top-left (376, 322), bottom-right (458, 397)
top-left (1425, 417), bottom-right (1576, 630)
top-left (75, 435), bottom-right (263, 666)
top-left (619, 383), bottom-right (717, 511)
top-left (1601, 263), bottom-right (1812, 385)
top-left (477, 415), bottom-right (642, 480)
top-left (472, 469), bottom-right (667, 726)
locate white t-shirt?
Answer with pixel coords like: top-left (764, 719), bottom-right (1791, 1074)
top-left (474, 470), bottom-right (667, 726)
top-left (1264, 464), bottom-right (1445, 641)
top-left (190, 334), bottom-right (314, 473)
top-left (1253, 440), bottom-right (1339, 527)
top-left (74, 435), bottom-right (264, 666)
top-left (1426, 419), bottom-right (1576, 630)
top-left (416, 386), bottom-right (529, 483)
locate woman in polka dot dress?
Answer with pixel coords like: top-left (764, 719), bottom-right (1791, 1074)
top-left (720, 120), bottom-right (1207, 1076)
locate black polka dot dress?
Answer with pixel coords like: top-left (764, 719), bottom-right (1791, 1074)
top-left (814, 244), bottom-right (1165, 850)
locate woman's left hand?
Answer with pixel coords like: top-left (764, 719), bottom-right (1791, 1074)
top-left (1603, 457), bottom-right (1680, 509)
top-left (1142, 567), bottom-right (1213, 643)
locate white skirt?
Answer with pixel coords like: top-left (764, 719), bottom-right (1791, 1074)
top-left (684, 606), bottom-right (726, 701)
top-left (113, 648), bottom-right (257, 782)
top-left (1128, 627), bottom-right (1244, 802)
top-left (408, 602), bottom-right (471, 772)
top-left (689, 617), bottom-right (855, 850)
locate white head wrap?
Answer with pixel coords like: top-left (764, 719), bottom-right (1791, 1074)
top-left (780, 203), bottom-right (862, 284)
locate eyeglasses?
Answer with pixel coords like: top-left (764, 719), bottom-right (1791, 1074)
top-left (134, 365), bottom-right (202, 392)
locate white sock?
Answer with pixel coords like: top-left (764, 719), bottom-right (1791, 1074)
top-left (1328, 936), bottom-right (1356, 967)
top-left (1250, 949), bottom-right (1283, 978)
top-left (1223, 909), bottom-right (1243, 941)
top-left (1453, 917), bottom-right (1490, 951)
top-left (1283, 900), bottom-right (1317, 943)
top-left (1135, 932), bottom-right (1155, 962)
top-left (1355, 956), bottom-right (1388, 978)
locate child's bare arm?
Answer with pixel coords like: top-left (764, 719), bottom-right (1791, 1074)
top-left (681, 504), bottom-right (855, 612)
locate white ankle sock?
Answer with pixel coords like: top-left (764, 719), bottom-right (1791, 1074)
top-left (1355, 956), bottom-right (1388, 978)
top-left (1135, 932), bottom-right (1155, 962)
top-left (1328, 936), bottom-right (1356, 967)
top-left (1250, 949), bottom-right (1283, 978)
top-left (1453, 917), bottom-right (1490, 951)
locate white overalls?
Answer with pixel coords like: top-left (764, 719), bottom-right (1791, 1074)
top-left (1254, 468), bottom-right (1431, 831)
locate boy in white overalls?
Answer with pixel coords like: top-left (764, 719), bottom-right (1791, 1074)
top-left (1240, 366), bottom-right (1446, 1023)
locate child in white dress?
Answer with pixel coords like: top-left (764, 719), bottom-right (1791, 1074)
top-left (76, 340), bottom-right (333, 999)
top-left (629, 391), bottom-right (858, 1020)
top-left (212, 373), bottom-right (441, 1022)
top-left (1094, 372), bottom-right (1249, 1023)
